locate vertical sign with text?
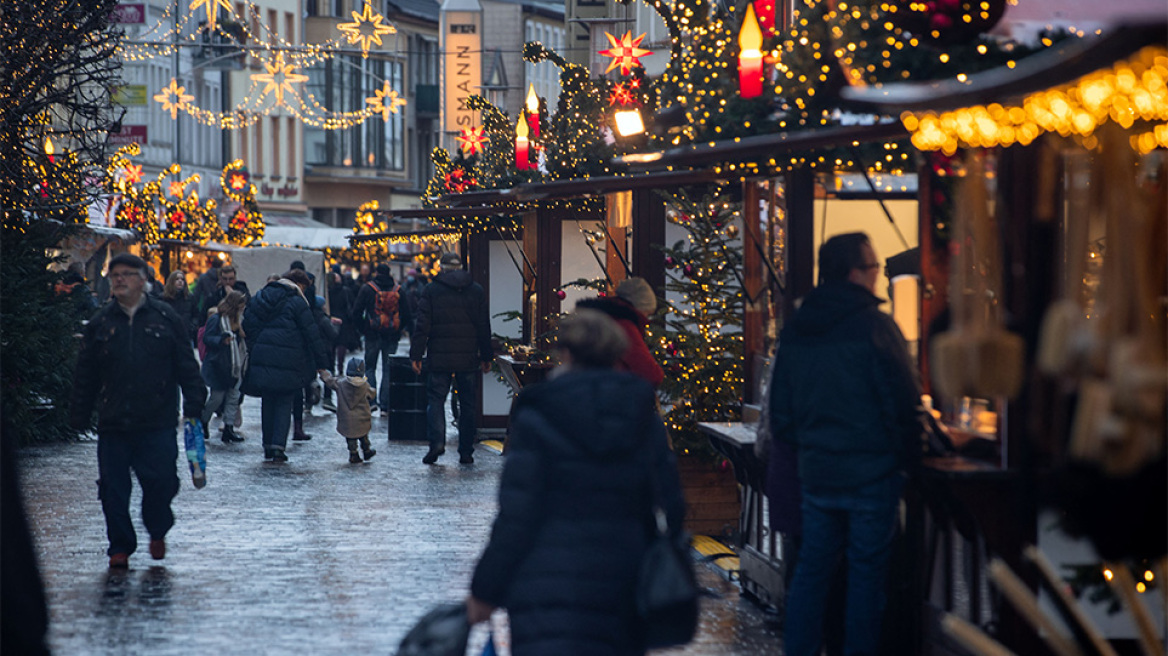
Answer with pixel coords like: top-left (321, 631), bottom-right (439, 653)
top-left (440, 0), bottom-right (482, 146)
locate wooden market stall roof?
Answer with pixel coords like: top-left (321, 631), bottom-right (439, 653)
top-left (840, 19), bottom-right (1168, 113)
top-left (617, 121), bottom-right (909, 172)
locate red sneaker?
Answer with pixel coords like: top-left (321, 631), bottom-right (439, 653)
top-left (149, 539), bottom-right (166, 560)
top-left (109, 553), bottom-right (129, 569)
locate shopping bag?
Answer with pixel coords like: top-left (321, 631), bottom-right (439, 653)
top-left (183, 418), bottom-right (207, 489)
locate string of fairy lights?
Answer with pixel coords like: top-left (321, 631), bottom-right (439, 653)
top-left (121, 0), bottom-right (407, 131)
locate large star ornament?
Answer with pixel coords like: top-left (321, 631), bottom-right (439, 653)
top-left (190, 0), bottom-right (233, 31)
top-left (251, 51), bottom-right (309, 105)
top-left (154, 79), bottom-right (195, 119)
top-left (338, 1), bottom-right (397, 58)
top-left (366, 81), bottom-right (407, 122)
top-left (598, 32), bottom-right (652, 75)
top-left (456, 126), bottom-right (488, 156)
top-left (121, 164), bottom-right (144, 185)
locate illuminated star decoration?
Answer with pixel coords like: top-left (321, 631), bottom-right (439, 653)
top-left (366, 81), bottom-right (407, 122)
top-left (338, 1), bottom-right (397, 58)
top-left (154, 79), bottom-right (195, 119)
top-left (121, 164), bottom-right (143, 185)
top-left (190, 0), bottom-right (234, 31)
top-left (168, 181), bottom-right (186, 197)
top-left (251, 51), bottom-right (309, 105)
top-left (230, 173), bottom-right (248, 190)
top-left (598, 32), bottom-right (652, 76)
top-left (456, 126), bottom-right (488, 156)
top-left (608, 83), bottom-right (635, 106)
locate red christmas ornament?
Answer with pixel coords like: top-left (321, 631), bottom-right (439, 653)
top-left (664, 256), bottom-right (675, 268)
top-left (683, 264), bottom-right (695, 277)
top-left (555, 289), bottom-right (566, 300)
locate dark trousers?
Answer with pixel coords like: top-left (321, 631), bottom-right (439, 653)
top-left (364, 333), bottom-right (399, 408)
top-left (97, 427), bottom-right (180, 557)
top-left (784, 473), bottom-right (904, 656)
top-left (261, 392), bottom-right (294, 452)
top-left (426, 370), bottom-right (478, 456)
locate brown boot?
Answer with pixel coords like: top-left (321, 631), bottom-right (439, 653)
top-left (292, 418), bottom-right (312, 441)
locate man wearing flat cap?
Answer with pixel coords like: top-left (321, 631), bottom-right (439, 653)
top-left (70, 253), bottom-right (207, 569)
top-left (410, 251), bottom-right (493, 465)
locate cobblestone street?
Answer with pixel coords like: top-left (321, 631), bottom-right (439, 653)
top-left (18, 391), bottom-right (782, 655)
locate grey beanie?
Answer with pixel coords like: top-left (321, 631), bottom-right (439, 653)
top-left (345, 358), bottom-right (366, 377)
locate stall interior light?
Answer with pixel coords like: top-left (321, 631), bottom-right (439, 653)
top-left (615, 109), bottom-right (646, 137)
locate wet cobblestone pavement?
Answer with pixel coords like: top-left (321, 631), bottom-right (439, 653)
top-left (19, 386), bottom-right (782, 654)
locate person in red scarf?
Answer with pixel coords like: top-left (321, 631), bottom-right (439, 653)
top-left (574, 276), bottom-right (664, 388)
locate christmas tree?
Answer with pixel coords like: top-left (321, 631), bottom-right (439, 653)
top-left (652, 186), bottom-right (746, 459)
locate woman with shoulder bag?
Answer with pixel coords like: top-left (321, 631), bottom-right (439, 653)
top-left (200, 290), bottom-right (248, 444)
top-left (466, 309), bottom-right (688, 655)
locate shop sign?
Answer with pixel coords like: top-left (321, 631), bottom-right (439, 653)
top-left (113, 85), bottom-right (148, 106)
top-left (109, 125), bottom-right (148, 146)
top-left (441, 0), bottom-right (482, 136)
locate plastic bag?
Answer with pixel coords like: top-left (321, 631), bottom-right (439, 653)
top-left (184, 418), bottom-right (206, 489)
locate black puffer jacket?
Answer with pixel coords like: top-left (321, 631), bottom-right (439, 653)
top-left (409, 270), bottom-right (491, 372)
top-left (769, 280), bottom-right (922, 491)
top-left (70, 297), bottom-right (207, 433)
top-left (240, 280), bottom-right (329, 395)
top-left (471, 369), bottom-right (685, 656)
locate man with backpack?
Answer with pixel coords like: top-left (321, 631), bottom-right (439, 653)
top-left (353, 263), bottom-right (410, 415)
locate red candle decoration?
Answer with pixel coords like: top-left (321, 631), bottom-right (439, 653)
top-left (754, 0), bottom-right (775, 33)
top-left (525, 85), bottom-right (540, 140)
top-left (515, 115), bottom-right (530, 171)
top-left (738, 4), bottom-right (764, 99)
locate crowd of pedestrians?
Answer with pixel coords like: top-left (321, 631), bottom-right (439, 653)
top-left (59, 230), bottom-right (921, 655)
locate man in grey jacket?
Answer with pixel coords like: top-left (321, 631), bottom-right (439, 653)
top-left (410, 252), bottom-right (493, 465)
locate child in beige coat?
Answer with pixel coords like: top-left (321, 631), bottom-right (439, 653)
top-left (321, 358), bottom-right (376, 463)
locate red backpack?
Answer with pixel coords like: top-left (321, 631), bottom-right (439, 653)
top-left (368, 281), bottom-right (401, 331)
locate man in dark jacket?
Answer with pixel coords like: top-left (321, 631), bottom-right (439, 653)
top-left (241, 269), bottom-right (330, 462)
top-left (191, 258), bottom-right (222, 323)
top-left (354, 263), bottom-right (411, 413)
top-left (770, 232), bottom-right (922, 656)
top-left (70, 253), bottom-right (207, 569)
top-left (410, 252), bottom-right (492, 465)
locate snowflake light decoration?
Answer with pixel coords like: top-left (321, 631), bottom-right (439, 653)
top-left (338, 1), bottom-right (397, 58)
top-left (153, 79), bottom-right (195, 119)
top-left (251, 51), bottom-right (309, 105)
top-left (366, 81), bottom-right (407, 121)
top-left (598, 32), bottom-right (652, 75)
top-left (190, 0), bottom-right (233, 31)
top-left (121, 164), bottom-right (144, 185)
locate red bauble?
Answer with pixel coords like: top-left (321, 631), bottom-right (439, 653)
top-left (664, 256), bottom-right (675, 268)
top-left (683, 264), bottom-right (695, 277)
top-left (555, 289), bottom-right (566, 300)
top-left (930, 13), bottom-right (954, 30)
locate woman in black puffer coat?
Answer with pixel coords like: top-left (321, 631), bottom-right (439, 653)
top-left (467, 309), bottom-right (686, 656)
top-left (241, 269), bottom-right (329, 462)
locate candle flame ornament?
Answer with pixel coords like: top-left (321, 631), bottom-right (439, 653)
top-left (515, 115), bottom-right (530, 171)
top-left (738, 4), bottom-right (764, 99)
top-left (599, 31), bottom-right (652, 76)
top-left (525, 85), bottom-right (540, 139)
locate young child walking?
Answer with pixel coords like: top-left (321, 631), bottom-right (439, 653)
top-left (321, 358), bottom-right (377, 464)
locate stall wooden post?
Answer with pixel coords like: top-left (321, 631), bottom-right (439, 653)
top-left (605, 190), bottom-right (631, 289)
top-left (631, 187), bottom-right (667, 301)
top-left (742, 180), bottom-right (765, 404)
top-left (525, 206), bottom-right (563, 350)
top-left (785, 167), bottom-right (816, 314)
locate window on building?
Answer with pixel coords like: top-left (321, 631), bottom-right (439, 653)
top-left (303, 55), bottom-right (405, 171)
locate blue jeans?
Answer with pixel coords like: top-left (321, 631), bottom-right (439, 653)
top-left (97, 427), bottom-right (180, 556)
top-left (260, 392), bottom-right (294, 452)
top-left (364, 333), bottom-right (399, 408)
top-left (784, 473), bottom-right (905, 656)
top-left (426, 370), bottom-right (478, 456)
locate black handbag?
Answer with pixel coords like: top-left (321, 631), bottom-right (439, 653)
top-left (636, 465), bottom-right (699, 648)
